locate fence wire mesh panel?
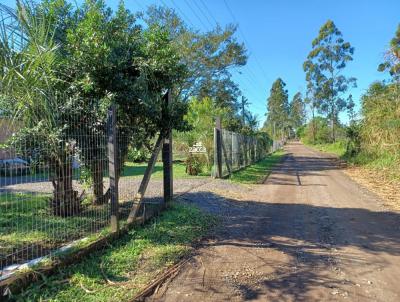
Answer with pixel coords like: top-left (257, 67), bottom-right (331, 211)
top-left (213, 128), bottom-right (282, 178)
top-left (0, 114), bottom-right (112, 272)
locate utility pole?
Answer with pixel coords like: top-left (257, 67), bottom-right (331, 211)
top-left (241, 96), bottom-right (250, 126)
top-left (241, 96), bottom-right (245, 125)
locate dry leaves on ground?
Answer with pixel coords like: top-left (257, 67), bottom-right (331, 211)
top-left (344, 166), bottom-right (400, 210)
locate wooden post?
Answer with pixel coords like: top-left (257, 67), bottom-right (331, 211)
top-left (162, 90), bottom-right (173, 204)
top-left (107, 105), bottom-right (119, 233)
top-left (214, 116), bottom-right (222, 178)
top-left (127, 134), bottom-right (163, 224)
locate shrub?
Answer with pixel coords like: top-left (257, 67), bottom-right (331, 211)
top-left (185, 154), bottom-right (206, 175)
top-left (127, 147), bottom-right (150, 163)
top-left (345, 123), bottom-right (362, 157)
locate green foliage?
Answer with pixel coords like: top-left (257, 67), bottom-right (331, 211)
top-left (301, 117), bottom-right (330, 144)
top-left (144, 5), bottom-right (248, 128)
top-left (289, 92), bottom-right (306, 130)
top-left (185, 154), bottom-right (206, 176)
top-left (300, 116), bottom-right (346, 145)
top-left (176, 97), bottom-right (227, 170)
top-left (296, 124), bottom-right (306, 139)
top-left (345, 122), bottom-right (362, 157)
top-left (303, 20), bottom-right (356, 141)
top-left (360, 81), bottom-right (400, 156)
top-left (305, 141), bottom-right (347, 157)
top-left (0, 0), bottom-right (190, 209)
top-left (126, 147), bottom-right (150, 163)
top-left (378, 23), bottom-right (400, 81)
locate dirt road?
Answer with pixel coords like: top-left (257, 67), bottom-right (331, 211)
top-left (147, 142), bottom-right (400, 302)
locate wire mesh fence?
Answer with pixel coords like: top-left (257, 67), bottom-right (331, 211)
top-left (0, 107), bottom-right (281, 275)
top-left (213, 128), bottom-right (284, 178)
top-left (0, 115), bottom-right (111, 271)
top-left (0, 109), bottom-right (167, 274)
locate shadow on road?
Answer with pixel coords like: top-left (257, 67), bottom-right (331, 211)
top-left (177, 189), bottom-right (400, 301)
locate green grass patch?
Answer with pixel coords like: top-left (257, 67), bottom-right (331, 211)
top-left (11, 203), bottom-right (216, 302)
top-left (2, 161), bottom-right (206, 182)
top-left (230, 151), bottom-right (286, 184)
top-left (348, 151), bottom-right (400, 181)
top-left (0, 193), bottom-right (110, 261)
top-left (121, 161), bottom-right (210, 179)
top-left (304, 140), bottom-right (347, 157)
top-left (303, 141), bottom-right (400, 181)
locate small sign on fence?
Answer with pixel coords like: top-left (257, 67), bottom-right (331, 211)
top-left (189, 142), bottom-right (207, 154)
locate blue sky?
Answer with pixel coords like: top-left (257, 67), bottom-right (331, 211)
top-left (3, 0), bottom-right (399, 125)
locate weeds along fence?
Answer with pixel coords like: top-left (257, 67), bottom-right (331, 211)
top-left (213, 120), bottom-right (283, 178)
top-left (0, 96), bottom-right (174, 279)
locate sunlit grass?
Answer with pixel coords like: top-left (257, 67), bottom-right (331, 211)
top-left (0, 193), bottom-right (110, 260)
top-left (304, 141), bottom-right (347, 157)
top-left (305, 141), bottom-right (400, 181)
top-left (121, 161), bottom-right (210, 179)
top-left (230, 151), bottom-right (286, 184)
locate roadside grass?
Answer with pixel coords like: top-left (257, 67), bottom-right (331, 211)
top-left (230, 151), bottom-right (286, 184)
top-left (0, 193), bottom-right (110, 264)
top-left (11, 203), bottom-right (216, 302)
top-left (303, 140), bottom-right (400, 207)
top-left (304, 141), bottom-right (347, 157)
top-left (304, 141), bottom-right (400, 180)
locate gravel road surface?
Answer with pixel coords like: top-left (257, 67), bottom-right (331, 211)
top-left (149, 142), bottom-right (400, 302)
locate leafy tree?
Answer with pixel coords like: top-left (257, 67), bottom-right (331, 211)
top-left (1, 0), bottom-right (188, 214)
top-left (144, 5), bottom-right (247, 129)
top-left (265, 78), bottom-right (289, 139)
top-left (176, 97), bottom-right (227, 169)
top-left (303, 20), bottom-right (356, 142)
top-left (303, 60), bottom-right (323, 143)
top-left (346, 94), bottom-right (356, 124)
top-left (289, 92), bottom-right (306, 130)
top-left (58, 1), bottom-right (187, 204)
top-left (0, 0), bottom-right (82, 216)
top-left (55, 0), bottom-right (189, 204)
top-left (302, 117), bottom-right (331, 144)
top-left (145, 6), bottom-right (246, 97)
top-left (378, 24), bottom-right (400, 81)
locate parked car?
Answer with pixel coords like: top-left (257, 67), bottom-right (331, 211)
top-left (0, 158), bottom-right (30, 176)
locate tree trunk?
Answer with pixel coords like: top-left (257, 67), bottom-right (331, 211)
top-left (331, 108), bottom-right (336, 143)
top-left (312, 107), bottom-right (316, 143)
top-left (51, 158), bottom-right (81, 217)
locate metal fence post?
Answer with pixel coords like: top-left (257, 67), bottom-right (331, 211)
top-left (214, 116), bottom-right (222, 178)
top-left (162, 90), bottom-right (173, 204)
top-left (107, 104), bottom-right (119, 233)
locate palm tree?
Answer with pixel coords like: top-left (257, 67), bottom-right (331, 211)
top-left (0, 1), bottom-right (81, 216)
